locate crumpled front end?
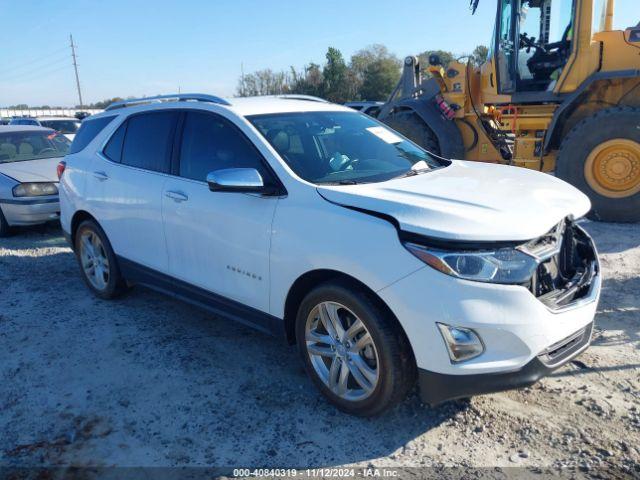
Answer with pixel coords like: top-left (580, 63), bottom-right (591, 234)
top-left (377, 219), bottom-right (600, 405)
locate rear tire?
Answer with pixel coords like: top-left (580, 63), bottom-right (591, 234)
top-left (0, 207), bottom-right (11, 238)
top-left (74, 219), bottom-right (126, 299)
top-left (295, 280), bottom-right (416, 417)
top-left (556, 107), bottom-right (640, 222)
top-left (383, 110), bottom-right (441, 155)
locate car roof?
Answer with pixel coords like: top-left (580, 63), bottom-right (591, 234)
top-left (0, 125), bottom-right (55, 133)
top-left (89, 95), bottom-right (353, 120)
top-left (345, 101), bottom-right (384, 107)
top-left (227, 96), bottom-right (353, 116)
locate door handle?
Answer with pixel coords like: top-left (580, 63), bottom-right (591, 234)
top-left (165, 190), bottom-right (189, 203)
top-left (93, 171), bottom-right (109, 181)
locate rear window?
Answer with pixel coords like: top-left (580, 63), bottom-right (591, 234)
top-left (0, 131), bottom-right (70, 163)
top-left (11, 119), bottom-right (39, 126)
top-left (68, 115), bottom-right (116, 154)
top-left (120, 111), bottom-right (177, 173)
top-left (40, 119), bottom-right (81, 134)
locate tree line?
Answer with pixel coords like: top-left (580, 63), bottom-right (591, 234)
top-left (237, 44), bottom-right (489, 103)
top-left (7, 44), bottom-right (488, 110)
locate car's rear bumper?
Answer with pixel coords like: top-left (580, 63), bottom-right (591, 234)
top-left (0, 196), bottom-right (59, 226)
top-left (417, 321), bottom-right (593, 406)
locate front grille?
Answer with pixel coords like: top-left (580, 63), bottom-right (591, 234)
top-left (538, 322), bottom-right (593, 367)
top-left (524, 220), bottom-right (598, 310)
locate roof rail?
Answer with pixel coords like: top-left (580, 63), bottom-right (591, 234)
top-left (105, 93), bottom-right (231, 111)
top-left (276, 94), bottom-right (329, 103)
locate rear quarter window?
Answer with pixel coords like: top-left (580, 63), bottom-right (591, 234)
top-left (103, 122), bottom-right (127, 162)
top-left (68, 115), bottom-right (116, 154)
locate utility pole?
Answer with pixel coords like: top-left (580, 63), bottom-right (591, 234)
top-left (240, 62), bottom-right (245, 96)
top-left (70, 34), bottom-right (84, 108)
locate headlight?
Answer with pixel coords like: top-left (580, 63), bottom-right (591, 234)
top-left (12, 182), bottom-right (58, 197)
top-left (404, 242), bottom-right (538, 284)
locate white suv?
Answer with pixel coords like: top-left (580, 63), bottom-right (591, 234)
top-left (59, 94), bottom-right (600, 416)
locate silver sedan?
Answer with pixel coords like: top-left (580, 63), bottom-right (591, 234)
top-left (0, 125), bottom-right (70, 236)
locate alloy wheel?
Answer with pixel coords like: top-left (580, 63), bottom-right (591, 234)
top-left (305, 301), bottom-right (380, 401)
top-left (79, 230), bottom-right (110, 291)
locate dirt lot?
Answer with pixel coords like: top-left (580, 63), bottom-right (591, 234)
top-left (1, 221), bottom-right (639, 477)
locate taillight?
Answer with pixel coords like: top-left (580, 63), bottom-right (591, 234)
top-left (57, 161), bottom-right (66, 180)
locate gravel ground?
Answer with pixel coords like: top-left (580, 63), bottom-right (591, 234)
top-left (0, 221), bottom-right (639, 477)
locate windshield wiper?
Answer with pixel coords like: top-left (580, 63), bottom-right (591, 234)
top-left (319, 179), bottom-right (361, 185)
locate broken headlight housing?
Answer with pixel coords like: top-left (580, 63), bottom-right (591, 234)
top-left (403, 242), bottom-right (538, 284)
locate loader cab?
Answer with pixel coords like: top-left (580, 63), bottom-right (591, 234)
top-left (494, 0), bottom-right (575, 95)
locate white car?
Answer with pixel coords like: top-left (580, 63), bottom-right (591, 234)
top-left (344, 101), bottom-right (384, 117)
top-left (10, 117), bottom-right (81, 141)
top-left (0, 126), bottom-right (70, 236)
top-left (59, 94), bottom-right (600, 416)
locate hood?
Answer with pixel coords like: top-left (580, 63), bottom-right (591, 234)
top-left (0, 157), bottom-right (61, 183)
top-left (317, 160), bottom-right (591, 242)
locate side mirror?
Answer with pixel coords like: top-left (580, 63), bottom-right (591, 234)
top-left (206, 168), bottom-right (268, 193)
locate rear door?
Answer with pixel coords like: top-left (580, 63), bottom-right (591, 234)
top-left (161, 109), bottom-right (278, 312)
top-left (87, 110), bottom-right (178, 273)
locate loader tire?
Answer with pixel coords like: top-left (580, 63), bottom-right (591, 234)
top-left (383, 111), bottom-right (441, 155)
top-left (556, 107), bottom-right (640, 223)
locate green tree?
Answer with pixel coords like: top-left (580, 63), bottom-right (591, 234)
top-left (290, 63), bottom-right (324, 97)
top-left (350, 45), bottom-right (401, 101)
top-left (416, 49), bottom-right (456, 68)
top-left (472, 45), bottom-right (489, 66)
top-left (322, 47), bottom-right (350, 103)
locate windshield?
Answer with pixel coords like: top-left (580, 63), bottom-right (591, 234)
top-left (0, 131), bottom-right (70, 163)
top-left (40, 120), bottom-right (81, 134)
top-left (249, 111), bottom-right (443, 185)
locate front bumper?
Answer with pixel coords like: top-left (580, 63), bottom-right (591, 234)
top-left (0, 196), bottom-right (60, 226)
top-left (418, 321), bottom-right (593, 405)
top-left (377, 223), bottom-right (600, 404)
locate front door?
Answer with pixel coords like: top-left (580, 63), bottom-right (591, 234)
top-left (161, 110), bottom-right (278, 313)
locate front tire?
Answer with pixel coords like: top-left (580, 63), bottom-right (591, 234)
top-left (556, 107), bottom-right (640, 222)
top-left (295, 281), bottom-right (415, 416)
top-left (74, 219), bottom-right (126, 299)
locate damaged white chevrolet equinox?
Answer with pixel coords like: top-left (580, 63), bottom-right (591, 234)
top-left (59, 94), bottom-right (600, 416)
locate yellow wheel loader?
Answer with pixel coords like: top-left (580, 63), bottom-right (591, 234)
top-left (378, 0), bottom-right (640, 222)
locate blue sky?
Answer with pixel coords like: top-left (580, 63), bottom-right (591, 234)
top-left (0, 0), bottom-right (637, 106)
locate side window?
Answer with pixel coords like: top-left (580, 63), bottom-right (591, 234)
top-left (121, 111), bottom-right (177, 173)
top-left (103, 121), bottom-right (127, 162)
top-left (497, 0), bottom-right (515, 93)
top-left (69, 115), bottom-right (116, 154)
top-left (178, 111), bottom-right (267, 182)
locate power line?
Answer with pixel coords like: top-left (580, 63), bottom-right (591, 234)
top-left (0, 46), bottom-right (68, 71)
top-left (0, 55), bottom-right (69, 82)
top-left (0, 64), bottom-right (71, 85)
